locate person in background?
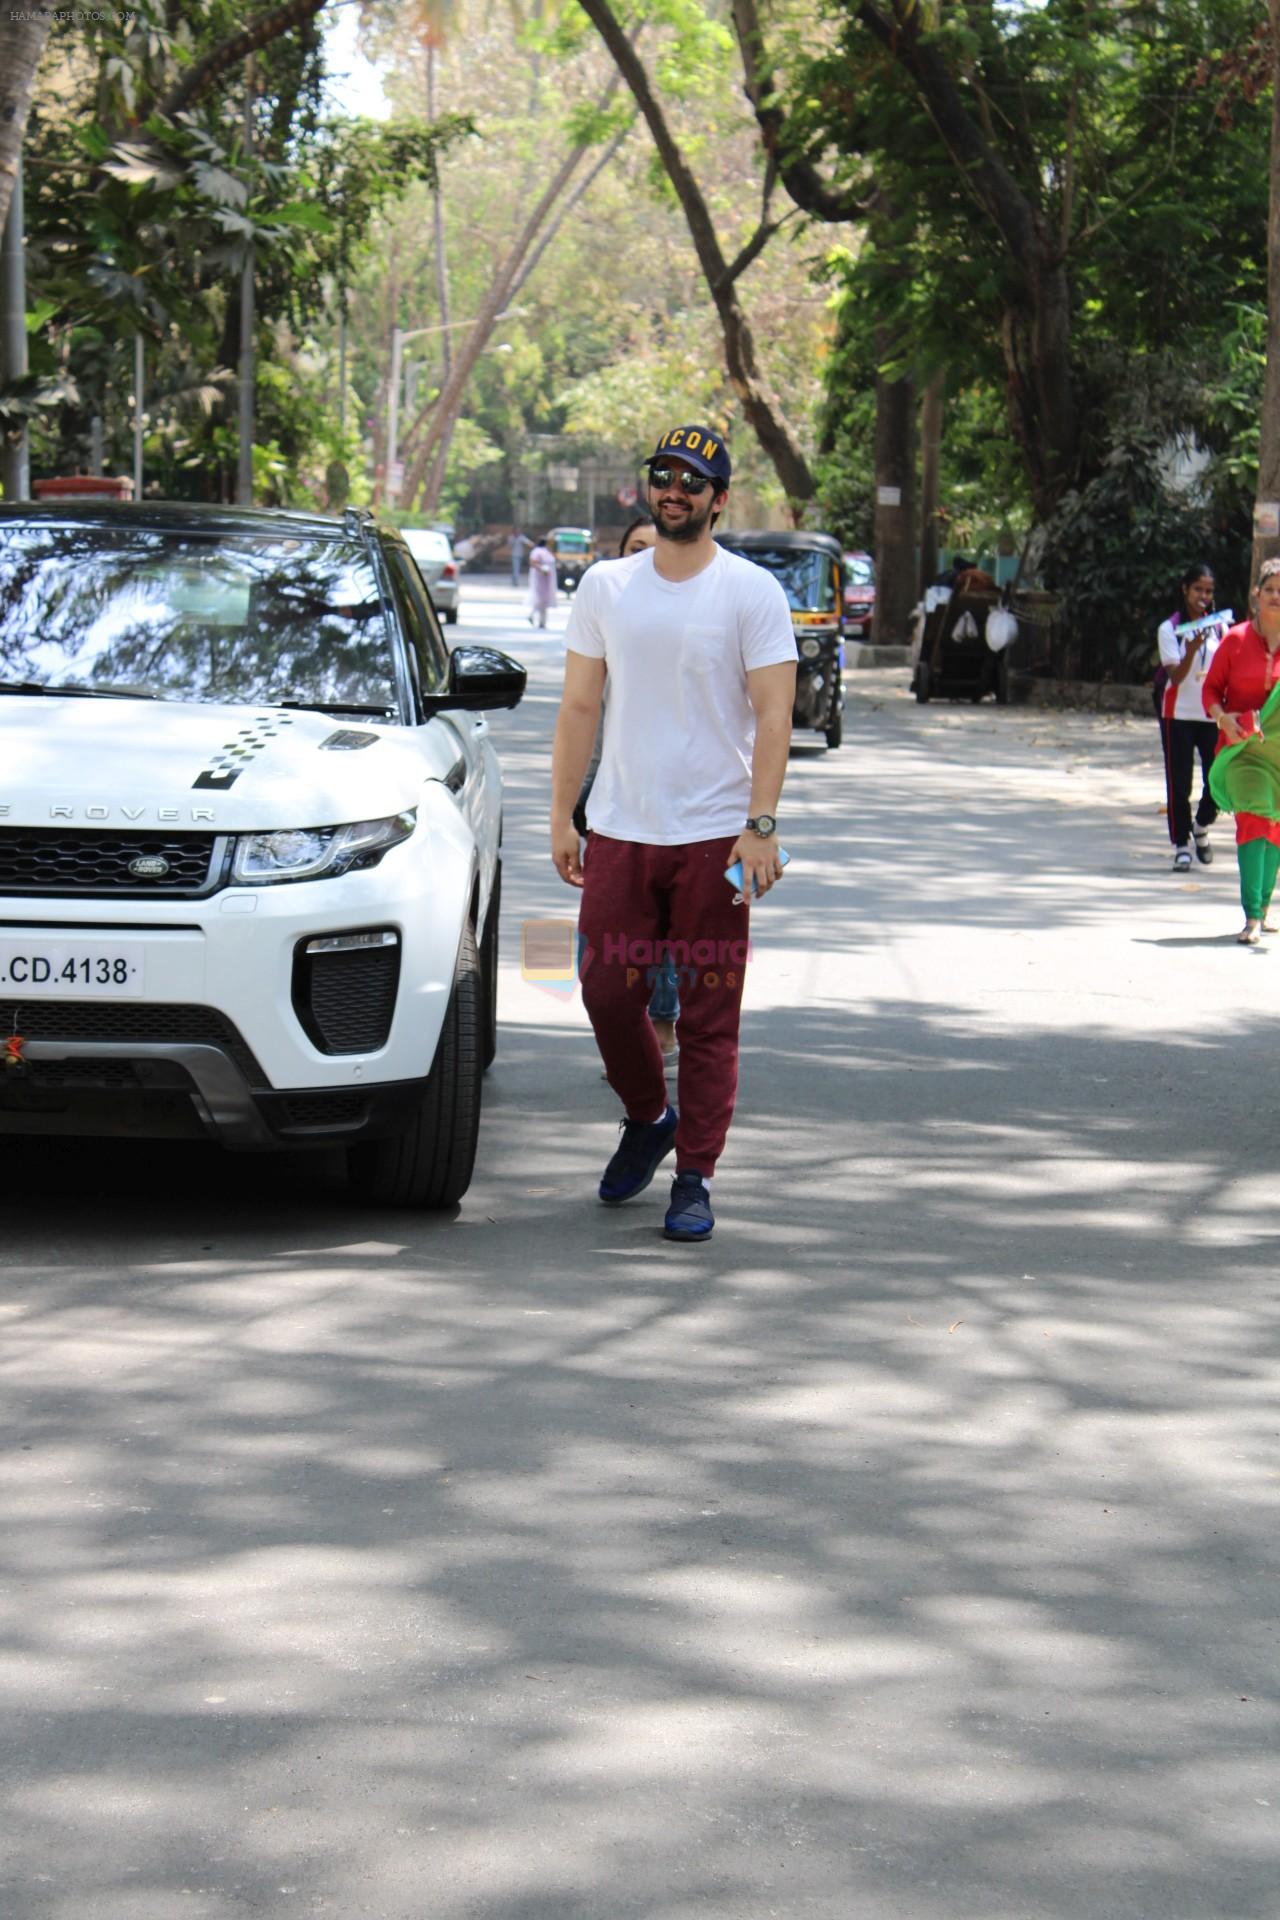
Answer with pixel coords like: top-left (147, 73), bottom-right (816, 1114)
top-left (526, 534), bottom-right (557, 629)
top-left (1157, 563), bottom-right (1221, 871)
top-left (1203, 557), bottom-right (1280, 944)
top-left (510, 528), bottom-right (532, 587)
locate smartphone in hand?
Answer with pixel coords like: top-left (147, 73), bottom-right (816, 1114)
top-left (724, 846), bottom-right (790, 897)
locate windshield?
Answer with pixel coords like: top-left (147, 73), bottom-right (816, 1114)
top-left (844, 554), bottom-right (874, 589)
top-left (721, 543), bottom-right (838, 614)
top-left (554, 531), bottom-right (590, 553)
top-left (403, 530), bottom-right (451, 564)
top-left (0, 524), bottom-right (398, 712)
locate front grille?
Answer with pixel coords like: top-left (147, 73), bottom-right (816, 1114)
top-left (0, 830), bottom-right (225, 897)
top-left (293, 939), bottom-right (400, 1055)
top-left (4, 1001), bottom-right (267, 1085)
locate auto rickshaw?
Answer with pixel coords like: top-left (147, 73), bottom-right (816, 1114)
top-left (549, 525), bottom-right (594, 593)
top-left (714, 529), bottom-right (846, 747)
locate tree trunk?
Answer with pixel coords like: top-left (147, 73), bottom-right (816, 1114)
top-left (400, 135), bottom-right (593, 513)
top-left (1254, 0), bottom-right (1280, 583)
top-left (576, 0), bottom-right (815, 509)
top-left (856, 1), bottom-right (1078, 520)
top-left (0, 13), bottom-right (51, 238)
top-left (158, 0), bottom-right (331, 119)
top-left (871, 343), bottom-right (916, 646)
top-left (919, 369), bottom-right (943, 591)
top-left (738, 0), bottom-right (1082, 520)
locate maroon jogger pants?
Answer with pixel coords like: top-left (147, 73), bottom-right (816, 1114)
top-left (578, 832), bottom-right (750, 1176)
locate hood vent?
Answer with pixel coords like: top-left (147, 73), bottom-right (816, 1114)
top-left (321, 729), bottom-right (379, 752)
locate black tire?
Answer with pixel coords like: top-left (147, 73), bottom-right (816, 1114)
top-left (914, 661), bottom-right (932, 704)
top-left (346, 923), bottom-right (482, 1208)
top-left (445, 607), bottom-right (458, 625)
top-left (479, 861), bottom-right (501, 1070)
top-left (824, 706), bottom-right (843, 749)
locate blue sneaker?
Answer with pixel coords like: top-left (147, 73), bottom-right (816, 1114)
top-left (598, 1104), bottom-right (678, 1205)
top-left (663, 1171), bottom-right (714, 1241)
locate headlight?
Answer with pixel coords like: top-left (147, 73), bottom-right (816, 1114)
top-left (799, 637), bottom-right (823, 658)
top-left (231, 811), bottom-right (416, 885)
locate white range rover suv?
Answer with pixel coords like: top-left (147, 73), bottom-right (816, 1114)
top-left (0, 501), bottom-right (525, 1207)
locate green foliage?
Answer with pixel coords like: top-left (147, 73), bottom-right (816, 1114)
top-left (1039, 428), bottom-right (1252, 682)
top-left (22, 5), bottom-right (468, 502)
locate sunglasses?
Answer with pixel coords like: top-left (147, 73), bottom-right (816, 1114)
top-left (648, 466), bottom-right (713, 496)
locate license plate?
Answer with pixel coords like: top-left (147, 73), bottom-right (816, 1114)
top-left (0, 937), bottom-right (146, 998)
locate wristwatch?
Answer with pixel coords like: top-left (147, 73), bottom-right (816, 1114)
top-left (745, 814), bottom-right (777, 837)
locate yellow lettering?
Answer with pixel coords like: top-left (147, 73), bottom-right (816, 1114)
top-left (670, 428), bottom-right (685, 448)
top-left (703, 438), bottom-right (719, 460)
top-left (704, 970), bottom-right (720, 990)
top-left (686, 431), bottom-right (701, 453)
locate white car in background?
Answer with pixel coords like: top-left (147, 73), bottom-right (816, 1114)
top-left (403, 526), bottom-right (460, 623)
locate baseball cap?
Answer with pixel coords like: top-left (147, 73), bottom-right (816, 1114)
top-left (643, 425), bottom-right (731, 486)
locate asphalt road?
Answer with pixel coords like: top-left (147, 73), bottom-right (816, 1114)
top-left (1, 576), bottom-right (1276, 1919)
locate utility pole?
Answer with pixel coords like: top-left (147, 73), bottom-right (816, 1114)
top-left (236, 60), bottom-right (256, 507)
top-left (920, 371), bottom-right (944, 592)
top-left (133, 334), bottom-right (144, 500)
top-left (337, 302), bottom-right (347, 440)
top-left (0, 155), bottom-right (29, 501)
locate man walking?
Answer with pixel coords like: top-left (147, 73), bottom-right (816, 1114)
top-left (550, 425), bottom-right (797, 1241)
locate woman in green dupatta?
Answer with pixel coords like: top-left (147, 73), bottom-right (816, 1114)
top-left (1204, 558), bottom-right (1280, 944)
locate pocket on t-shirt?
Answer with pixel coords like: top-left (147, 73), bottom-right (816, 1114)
top-left (683, 623), bottom-right (728, 676)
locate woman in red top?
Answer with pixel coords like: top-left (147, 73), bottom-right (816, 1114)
top-left (1202, 557), bottom-right (1280, 944)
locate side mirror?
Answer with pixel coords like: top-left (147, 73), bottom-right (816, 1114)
top-left (427, 645), bottom-right (527, 714)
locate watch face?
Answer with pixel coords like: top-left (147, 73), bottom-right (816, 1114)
top-left (752, 814), bottom-right (776, 836)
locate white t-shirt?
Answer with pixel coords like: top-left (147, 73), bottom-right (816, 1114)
top-left (565, 545), bottom-right (797, 845)
top-left (1158, 615), bottom-right (1221, 723)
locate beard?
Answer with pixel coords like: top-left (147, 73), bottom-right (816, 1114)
top-left (653, 489), bottom-right (716, 545)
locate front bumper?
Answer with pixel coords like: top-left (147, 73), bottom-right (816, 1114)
top-left (0, 792), bottom-right (479, 1147)
top-left (0, 1044), bottom-right (429, 1148)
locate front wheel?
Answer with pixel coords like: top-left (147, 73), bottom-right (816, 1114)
top-left (824, 707), bottom-right (843, 749)
top-left (914, 661), bottom-right (932, 704)
top-left (346, 923), bottom-right (482, 1208)
top-left (445, 606), bottom-right (458, 626)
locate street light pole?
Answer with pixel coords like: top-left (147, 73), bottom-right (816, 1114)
top-left (386, 308), bottom-right (526, 509)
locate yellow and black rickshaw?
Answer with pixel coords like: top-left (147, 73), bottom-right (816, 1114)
top-left (549, 525), bottom-right (595, 594)
top-left (714, 529), bottom-right (846, 748)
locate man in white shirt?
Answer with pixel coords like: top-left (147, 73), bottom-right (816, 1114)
top-left (550, 424), bottom-right (797, 1241)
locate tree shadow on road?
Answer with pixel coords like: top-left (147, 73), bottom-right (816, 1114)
top-left (0, 994), bottom-right (1275, 1919)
